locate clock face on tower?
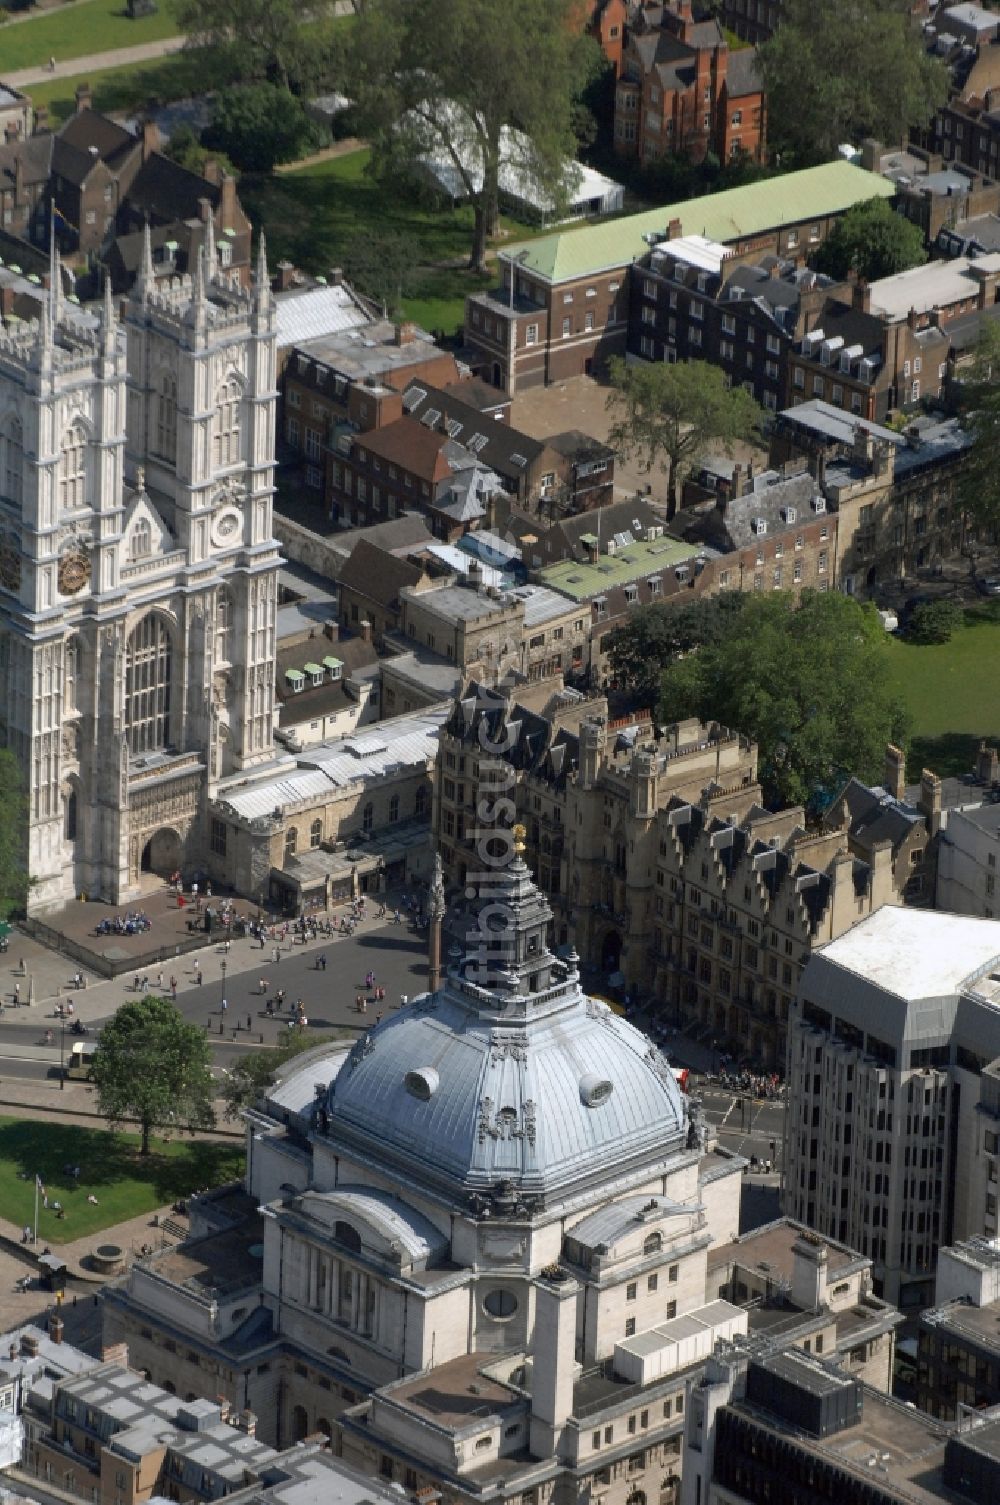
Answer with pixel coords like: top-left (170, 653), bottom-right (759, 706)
top-left (212, 507), bottom-right (242, 548)
top-left (57, 545), bottom-right (92, 596)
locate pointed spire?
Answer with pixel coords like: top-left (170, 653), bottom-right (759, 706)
top-left (137, 219), bottom-right (154, 300)
top-left (36, 288), bottom-right (52, 371)
top-left (102, 271), bottom-right (116, 354)
top-left (204, 211), bottom-right (217, 282)
top-left (255, 231), bottom-right (271, 315)
top-left (186, 244), bottom-right (207, 333)
top-left (49, 205), bottom-right (61, 329)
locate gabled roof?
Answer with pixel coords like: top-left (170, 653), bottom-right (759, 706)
top-left (0, 132), bottom-right (52, 191)
top-left (542, 498), bottom-right (662, 556)
top-left (336, 538), bottom-right (427, 610)
top-left (503, 162), bottom-right (895, 284)
top-left (125, 152), bottom-right (223, 227)
top-left (402, 380), bottom-right (545, 479)
top-left (352, 418), bottom-right (455, 484)
top-left (725, 47), bottom-right (764, 98)
top-left (57, 108), bottom-right (135, 166)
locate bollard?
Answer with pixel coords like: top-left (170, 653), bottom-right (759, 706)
top-left (259, 1032), bottom-right (264, 1044)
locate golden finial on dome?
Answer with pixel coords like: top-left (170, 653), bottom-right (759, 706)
top-left (512, 822), bottom-right (527, 854)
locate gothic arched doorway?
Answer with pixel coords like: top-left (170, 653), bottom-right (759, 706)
top-left (601, 929), bottom-right (622, 973)
top-left (141, 828), bottom-right (181, 876)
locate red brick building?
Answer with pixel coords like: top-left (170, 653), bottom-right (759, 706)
top-left (615, 0), bottom-right (766, 164)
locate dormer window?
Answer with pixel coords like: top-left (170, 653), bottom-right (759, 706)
top-left (304, 662), bottom-right (324, 687)
top-left (285, 668), bottom-right (305, 694)
top-left (324, 655), bottom-right (343, 681)
top-left (753, 517), bottom-right (767, 536)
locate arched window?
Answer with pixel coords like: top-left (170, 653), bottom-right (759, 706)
top-left (389, 794), bottom-right (399, 824)
top-left (124, 615), bottom-right (172, 754)
top-left (214, 377), bottom-right (241, 469)
top-left (215, 589), bottom-right (233, 661)
top-left (415, 785), bottom-right (427, 817)
top-left (1, 417), bottom-right (22, 504)
top-left (643, 1232), bottom-right (662, 1256)
top-left (64, 637), bottom-right (78, 715)
top-left (155, 372), bottom-right (177, 462)
top-left (59, 422), bottom-right (88, 510)
top-left (285, 826), bottom-right (297, 859)
top-left (334, 1220), bottom-right (361, 1253)
top-left (362, 802), bottom-right (373, 833)
top-left (130, 518), bottom-right (152, 560)
top-left (310, 818), bottom-right (322, 849)
top-left (65, 789), bottom-right (77, 841)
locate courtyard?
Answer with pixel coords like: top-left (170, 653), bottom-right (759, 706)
top-left (881, 603), bottom-right (1000, 778)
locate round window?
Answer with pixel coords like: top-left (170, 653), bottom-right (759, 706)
top-left (404, 1067), bottom-right (439, 1101)
top-left (579, 1073), bottom-right (614, 1107)
top-left (483, 1288), bottom-right (518, 1319)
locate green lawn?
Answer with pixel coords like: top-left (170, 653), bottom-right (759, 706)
top-left (0, 0), bottom-right (180, 72)
top-left (243, 148), bottom-right (534, 336)
top-left (25, 47), bottom-right (239, 124)
top-left (0, 1116), bottom-right (243, 1244)
top-left (881, 605), bottom-right (1000, 779)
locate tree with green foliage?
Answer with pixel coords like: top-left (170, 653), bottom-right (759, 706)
top-left (221, 1034), bottom-right (330, 1122)
top-left (341, 228), bottom-right (413, 316)
top-left (956, 321), bottom-right (1000, 537)
top-left (606, 358), bottom-right (761, 518)
top-left (760, 0), bottom-right (948, 168)
top-left (908, 600), bottom-right (963, 644)
top-left (0, 749), bottom-right (28, 920)
top-left (658, 591), bottom-right (910, 808)
top-left (606, 595), bottom-right (749, 700)
top-left (172, 0), bottom-right (332, 90)
top-left (90, 996), bottom-right (215, 1156)
top-left (813, 197), bottom-right (928, 283)
top-left (203, 84), bottom-right (323, 172)
top-left (345, 0), bottom-right (601, 271)
top-left (163, 123), bottom-right (238, 181)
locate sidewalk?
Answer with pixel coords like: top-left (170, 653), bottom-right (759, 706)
top-left (6, 37), bottom-right (187, 89)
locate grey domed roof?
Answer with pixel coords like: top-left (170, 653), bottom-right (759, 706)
top-left (322, 855), bottom-right (687, 1210)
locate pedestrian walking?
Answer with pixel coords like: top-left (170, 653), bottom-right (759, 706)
top-left (400, 993), bottom-right (408, 1008)
top-left (195, 961), bottom-right (202, 984)
top-left (247, 1014), bottom-right (252, 1032)
top-left (259, 978), bottom-right (268, 995)
top-left (156, 970), bottom-right (164, 990)
top-left (225, 939), bottom-right (231, 955)
top-left (169, 975), bottom-right (177, 999)
top-left (13, 983), bottom-right (19, 1005)
top-left (221, 997), bottom-right (228, 1016)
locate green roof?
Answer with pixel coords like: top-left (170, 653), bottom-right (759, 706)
top-left (323, 655), bottom-right (344, 671)
top-left (303, 662), bottom-right (323, 674)
top-left (505, 161), bottom-right (895, 284)
top-left (540, 536), bottom-right (702, 601)
top-left (285, 668), bottom-right (305, 682)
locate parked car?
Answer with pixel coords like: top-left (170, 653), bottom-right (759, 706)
top-left (976, 576), bottom-right (1000, 597)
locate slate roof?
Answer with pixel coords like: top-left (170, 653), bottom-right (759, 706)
top-left (540, 498), bottom-right (662, 559)
top-left (57, 108), bottom-right (135, 166)
top-left (0, 132), bottom-right (52, 191)
top-left (402, 380), bottom-right (546, 481)
top-left (716, 470), bottom-right (820, 551)
top-left (726, 47), bottom-right (764, 97)
top-left (275, 636), bottom-right (379, 728)
top-left (125, 152), bottom-right (222, 226)
top-left (836, 778), bottom-right (926, 854)
top-left (336, 538), bottom-right (427, 610)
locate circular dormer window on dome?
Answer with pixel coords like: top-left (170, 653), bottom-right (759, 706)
top-left (579, 1073), bottom-right (614, 1108)
top-left (404, 1066), bottom-right (440, 1101)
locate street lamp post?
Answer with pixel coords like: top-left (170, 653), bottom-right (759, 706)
top-left (220, 959), bottom-right (227, 1015)
top-left (59, 1019), bottom-right (66, 1091)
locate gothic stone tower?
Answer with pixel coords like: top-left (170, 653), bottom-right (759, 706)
top-left (0, 228), bottom-right (280, 912)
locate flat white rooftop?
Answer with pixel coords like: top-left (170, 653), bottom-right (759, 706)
top-left (817, 906), bottom-right (1000, 1001)
top-left (652, 233), bottom-right (732, 274)
top-left (869, 253), bottom-right (1000, 321)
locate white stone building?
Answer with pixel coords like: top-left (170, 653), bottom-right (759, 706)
top-left (104, 853), bottom-right (745, 1505)
top-left (0, 225), bottom-right (280, 910)
top-left (783, 906), bottom-right (1000, 1310)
